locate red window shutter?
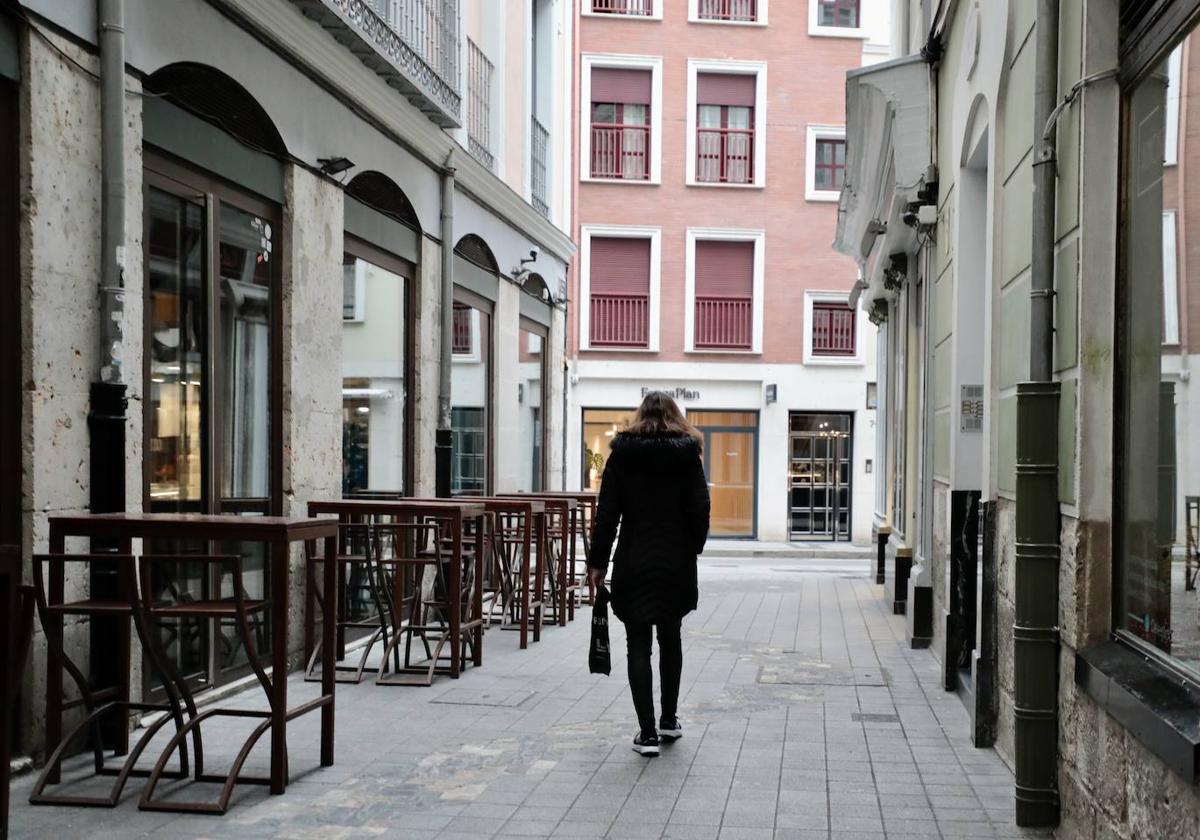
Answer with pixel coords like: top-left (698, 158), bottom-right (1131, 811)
top-left (592, 68), bottom-right (653, 105)
top-left (696, 73), bottom-right (756, 107)
top-left (695, 241), bottom-right (753, 297)
top-left (589, 237), bottom-right (651, 294)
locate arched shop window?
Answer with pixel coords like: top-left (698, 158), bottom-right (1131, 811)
top-left (452, 235), bottom-right (499, 495)
top-left (142, 63), bottom-right (286, 694)
top-left (341, 171), bottom-right (420, 498)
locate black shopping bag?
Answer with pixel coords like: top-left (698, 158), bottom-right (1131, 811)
top-left (589, 585), bottom-right (612, 676)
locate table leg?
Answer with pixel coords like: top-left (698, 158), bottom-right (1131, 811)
top-left (473, 515), bottom-right (484, 667)
top-left (321, 534), bottom-right (336, 767)
top-left (534, 515), bottom-right (545, 644)
top-left (558, 517), bottom-right (568, 628)
top-left (270, 539), bottom-right (288, 795)
top-left (449, 516), bottom-right (461, 678)
top-left (115, 537), bottom-right (133, 757)
top-left (303, 539), bottom-right (315, 663)
top-left (519, 522), bottom-right (530, 650)
top-left (45, 529), bottom-right (64, 785)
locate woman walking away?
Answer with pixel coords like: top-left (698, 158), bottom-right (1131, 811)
top-left (587, 391), bottom-right (711, 756)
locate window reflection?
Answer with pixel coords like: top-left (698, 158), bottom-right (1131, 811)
top-left (582, 408), bottom-right (636, 492)
top-left (517, 327), bottom-right (546, 491)
top-left (218, 204), bottom-right (272, 501)
top-left (452, 300), bottom-right (490, 495)
top-left (1120, 34), bottom-right (1200, 673)
top-left (341, 252), bottom-right (407, 495)
top-left (148, 189), bottom-right (205, 506)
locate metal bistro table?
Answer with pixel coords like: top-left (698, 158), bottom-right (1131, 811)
top-left (40, 514), bottom-right (339, 803)
top-left (516, 491), bottom-right (598, 603)
top-left (305, 499), bottom-right (486, 680)
top-left (498, 495), bottom-right (580, 626)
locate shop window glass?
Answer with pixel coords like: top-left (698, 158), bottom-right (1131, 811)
top-left (1118, 34), bottom-right (1200, 673)
top-left (582, 408), bottom-right (637, 491)
top-left (517, 327), bottom-right (546, 492)
top-left (452, 300), bottom-right (490, 494)
top-left (341, 251), bottom-right (407, 496)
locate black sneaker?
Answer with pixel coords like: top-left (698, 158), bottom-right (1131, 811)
top-left (632, 732), bottom-right (660, 756)
top-left (658, 718), bottom-right (683, 742)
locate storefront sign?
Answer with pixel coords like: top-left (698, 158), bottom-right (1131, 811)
top-left (641, 386), bottom-right (700, 401)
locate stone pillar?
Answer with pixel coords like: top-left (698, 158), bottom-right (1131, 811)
top-left (18, 26), bottom-right (143, 755)
top-left (280, 164), bottom-right (343, 657)
top-left (411, 234), bottom-right (442, 497)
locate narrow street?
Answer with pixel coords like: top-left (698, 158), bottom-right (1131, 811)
top-left (9, 554), bottom-right (1046, 840)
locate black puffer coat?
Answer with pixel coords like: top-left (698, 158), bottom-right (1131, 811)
top-left (587, 431), bottom-right (711, 624)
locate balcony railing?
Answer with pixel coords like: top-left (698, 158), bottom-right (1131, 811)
top-left (812, 306), bottom-right (857, 355)
top-left (293, 0), bottom-right (461, 126)
top-left (697, 0), bottom-right (757, 21)
top-left (590, 294), bottom-right (649, 348)
top-left (531, 116), bottom-right (550, 217)
top-left (591, 0), bottom-right (653, 15)
top-left (467, 38), bottom-right (494, 169)
top-left (590, 123), bottom-right (650, 180)
top-left (697, 127), bottom-right (754, 184)
top-left (695, 296), bottom-right (752, 350)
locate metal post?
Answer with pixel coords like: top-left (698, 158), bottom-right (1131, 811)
top-left (436, 151), bottom-right (456, 497)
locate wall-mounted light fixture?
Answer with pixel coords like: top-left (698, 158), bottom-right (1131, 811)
top-left (318, 156), bottom-right (355, 176)
top-left (866, 382), bottom-right (878, 409)
top-left (765, 384), bottom-right (777, 404)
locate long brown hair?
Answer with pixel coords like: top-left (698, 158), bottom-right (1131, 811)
top-left (625, 391), bottom-right (703, 450)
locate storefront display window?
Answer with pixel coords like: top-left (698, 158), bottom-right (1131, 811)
top-left (1118, 31), bottom-right (1200, 675)
top-left (582, 408), bottom-right (637, 491)
top-left (341, 242), bottom-right (409, 496)
top-left (452, 292), bottom-right (491, 495)
top-left (517, 324), bottom-right (547, 492)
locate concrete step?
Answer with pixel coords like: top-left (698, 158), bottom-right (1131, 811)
top-left (703, 540), bottom-right (873, 559)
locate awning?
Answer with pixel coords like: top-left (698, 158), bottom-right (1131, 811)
top-left (833, 55), bottom-right (931, 310)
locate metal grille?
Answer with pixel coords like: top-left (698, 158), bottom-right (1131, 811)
top-left (590, 294), bottom-right (649, 347)
top-left (531, 116), bottom-right (550, 217)
top-left (591, 123), bottom-right (650, 180)
top-left (812, 302), bottom-right (856, 356)
top-left (467, 38), bottom-right (494, 169)
top-left (592, 0), bottom-right (653, 15)
top-left (695, 296), bottom-right (752, 349)
top-left (697, 0), bottom-right (756, 21)
top-left (696, 127), bottom-right (754, 184)
top-left (298, 0), bottom-right (462, 123)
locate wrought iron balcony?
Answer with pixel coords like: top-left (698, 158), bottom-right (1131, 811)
top-left (293, 0), bottom-right (461, 127)
top-left (531, 116), bottom-right (550, 217)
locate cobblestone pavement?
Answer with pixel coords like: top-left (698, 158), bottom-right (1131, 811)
top-left (8, 554), bottom-right (1050, 840)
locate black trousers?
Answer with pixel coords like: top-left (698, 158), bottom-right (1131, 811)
top-left (624, 620), bottom-right (682, 736)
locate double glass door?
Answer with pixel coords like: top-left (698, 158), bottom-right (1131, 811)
top-left (144, 165), bottom-right (278, 693)
top-left (789, 413), bottom-right (852, 540)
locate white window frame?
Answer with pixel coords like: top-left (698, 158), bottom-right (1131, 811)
top-left (343, 258), bottom-right (366, 323)
top-left (582, 0), bottom-right (663, 21)
top-left (684, 227), bottom-right (765, 354)
top-left (580, 54), bottom-right (664, 186)
top-left (687, 0), bottom-right (768, 26)
top-left (685, 59), bottom-right (768, 189)
top-left (808, 0), bottom-right (869, 38)
top-left (803, 290), bottom-right (864, 366)
top-left (578, 224), bottom-right (662, 353)
top-left (1164, 211), bottom-right (1180, 346)
top-left (806, 125), bottom-right (845, 202)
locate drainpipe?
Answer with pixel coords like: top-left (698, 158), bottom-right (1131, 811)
top-left (1014, 0), bottom-right (1061, 827)
top-left (89, 0), bottom-right (128, 746)
top-left (436, 151), bottom-right (456, 498)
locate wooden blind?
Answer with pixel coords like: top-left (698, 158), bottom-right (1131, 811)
top-left (590, 237), bottom-right (651, 294)
top-left (695, 241), bottom-right (754, 297)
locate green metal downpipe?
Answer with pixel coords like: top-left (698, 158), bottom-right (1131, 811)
top-left (1014, 0), bottom-right (1061, 827)
top-left (1014, 382), bottom-right (1060, 826)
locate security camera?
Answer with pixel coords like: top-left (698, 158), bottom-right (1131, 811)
top-left (528, 247), bottom-right (539, 262)
top-left (902, 210), bottom-right (920, 229)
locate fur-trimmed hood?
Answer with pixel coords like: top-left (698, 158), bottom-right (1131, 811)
top-left (609, 431), bottom-right (702, 465)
